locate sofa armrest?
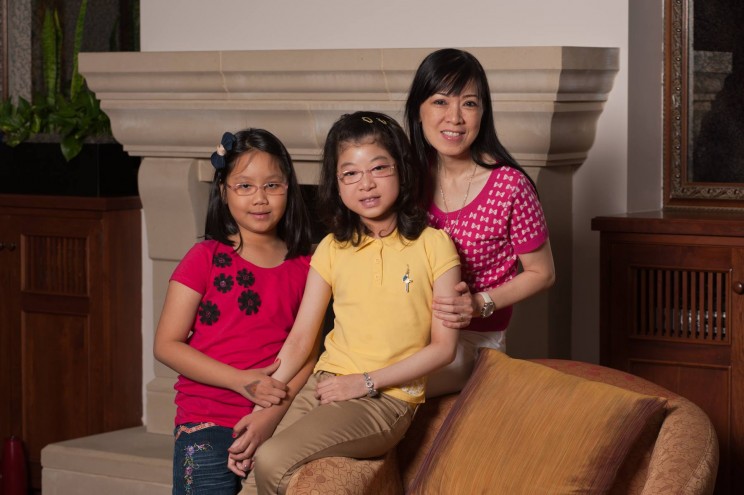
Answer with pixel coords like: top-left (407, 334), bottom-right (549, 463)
top-left (533, 359), bottom-right (719, 495)
top-left (641, 397), bottom-right (719, 495)
top-left (286, 450), bottom-right (403, 495)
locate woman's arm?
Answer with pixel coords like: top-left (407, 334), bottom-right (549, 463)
top-left (153, 280), bottom-right (288, 407)
top-left (434, 239), bottom-right (556, 322)
top-left (315, 265), bottom-right (460, 403)
top-left (269, 268), bottom-right (332, 384)
top-left (477, 240), bottom-right (555, 314)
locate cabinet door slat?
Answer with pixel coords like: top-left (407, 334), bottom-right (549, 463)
top-left (632, 266), bottom-right (728, 343)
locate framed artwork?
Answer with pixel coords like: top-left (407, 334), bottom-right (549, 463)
top-left (664, 0), bottom-right (744, 207)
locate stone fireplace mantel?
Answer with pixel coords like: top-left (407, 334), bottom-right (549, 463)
top-left (79, 46), bottom-right (619, 436)
top-left (81, 47), bottom-right (617, 165)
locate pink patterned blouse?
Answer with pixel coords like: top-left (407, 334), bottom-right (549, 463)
top-left (428, 166), bottom-right (549, 332)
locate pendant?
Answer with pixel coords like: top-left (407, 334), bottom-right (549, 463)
top-left (402, 265), bottom-right (412, 293)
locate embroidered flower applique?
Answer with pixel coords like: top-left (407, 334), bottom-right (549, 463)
top-left (400, 378), bottom-right (425, 397)
top-left (213, 274), bottom-right (234, 293)
top-left (182, 442), bottom-right (212, 494)
top-left (213, 253), bottom-right (233, 268)
top-left (238, 290), bottom-right (261, 315)
top-left (198, 301), bottom-right (220, 325)
top-left (236, 268), bottom-right (255, 288)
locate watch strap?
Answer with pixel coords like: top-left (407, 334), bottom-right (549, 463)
top-left (479, 291), bottom-right (493, 306)
top-left (478, 291), bottom-right (495, 318)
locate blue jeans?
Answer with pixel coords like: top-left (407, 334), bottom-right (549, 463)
top-left (172, 422), bottom-right (240, 495)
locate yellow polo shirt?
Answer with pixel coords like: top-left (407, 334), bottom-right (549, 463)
top-left (311, 227), bottom-right (460, 404)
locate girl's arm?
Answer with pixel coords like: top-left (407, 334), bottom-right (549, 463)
top-left (153, 280), bottom-right (288, 407)
top-left (226, 331), bottom-right (322, 476)
top-left (432, 280), bottom-right (473, 328)
top-left (315, 265), bottom-right (460, 403)
top-left (268, 268), bottom-right (332, 383)
top-left (221, 268), bottom-right (330, 475)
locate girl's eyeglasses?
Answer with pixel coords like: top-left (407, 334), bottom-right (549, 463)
top-left (337, 164), bottom-right (396, 185)
top-left (225, 182), bottom-right (288, 196)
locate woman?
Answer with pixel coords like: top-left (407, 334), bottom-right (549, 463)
top-left (405, 48), bottom-right (556, 397)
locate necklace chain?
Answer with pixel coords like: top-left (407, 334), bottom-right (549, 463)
top-left (438, 162), bottom-right (478, 234)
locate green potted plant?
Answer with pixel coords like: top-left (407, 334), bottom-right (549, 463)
top-left (1, 0), bottom-right (111, 160)
top-left (0, 0), bottom-right (139, 196)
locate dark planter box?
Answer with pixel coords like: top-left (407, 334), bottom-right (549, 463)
top-left (0, 139), bottom-right (140, 197)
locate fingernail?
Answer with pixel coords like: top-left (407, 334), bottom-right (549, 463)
top-left (231, 432), bottom-right (237, 438)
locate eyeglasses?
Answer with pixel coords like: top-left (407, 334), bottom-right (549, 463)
top-left (337, 164), bottom-right (396, 185)
top-left (225, 182), bottom-right (289, 196)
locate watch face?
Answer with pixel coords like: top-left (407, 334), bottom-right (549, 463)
top-left (482, 303), bottom-right (495, 318)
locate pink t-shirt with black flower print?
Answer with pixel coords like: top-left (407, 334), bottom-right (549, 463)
top-left (428, 166), bottom-right (549, 332)
top-left (171, 240), bottom-right (310, 428)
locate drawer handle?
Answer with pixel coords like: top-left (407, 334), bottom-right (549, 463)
top-left (734, 282), bottom-right (744, 295)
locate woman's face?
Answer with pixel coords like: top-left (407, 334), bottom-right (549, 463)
top-left (418, 80), bottom-right (483, 162)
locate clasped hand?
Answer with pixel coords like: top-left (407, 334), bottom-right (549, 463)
top-left (235, 359), bottom-right (288, 408)
top-left (433, 280), bottom-right (474, 328)
top-left (227, 373), bottom-right (369, 476)
top-left (227, 407), bottom-right (274, 477)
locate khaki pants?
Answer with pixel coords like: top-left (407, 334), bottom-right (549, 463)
top-left (239, 371), bottom-right (415, 495)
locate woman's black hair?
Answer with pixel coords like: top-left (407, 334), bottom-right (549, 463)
top-left (404, 48), bottom-right (537, 204)
top-left (317, 111), bottom-right (428, 245)
top-left (204, 128), bottom-right (312, 259)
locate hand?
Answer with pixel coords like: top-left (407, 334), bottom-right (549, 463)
top-left (315, 373), bottom-right (367, 404)
top-left (234, 359), bottom-right (288, 407)
top-left (227, 453), bottom-right (253, 477)
top-left (227, 408), bottom-right (277, 477)
top-left (433, 281), bottom-right (474, 328)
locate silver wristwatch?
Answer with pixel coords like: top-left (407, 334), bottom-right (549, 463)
top-left (478, 292), bottom-right (495, 318)
top-left (363, 372), bottom-right (379, 397)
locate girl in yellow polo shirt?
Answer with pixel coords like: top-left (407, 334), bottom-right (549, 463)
top-left (234, 111), bottom-right (461, 494)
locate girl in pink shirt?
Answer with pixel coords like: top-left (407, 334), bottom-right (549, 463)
top-left (405, 48), bottom-right (557, 397)
top-left (154, 128), bottom-right (316, 494)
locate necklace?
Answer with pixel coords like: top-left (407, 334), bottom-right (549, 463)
top-left (377, 215), bottom-right (398, 238)
top-left (438, 162), bottom-right (477, 235)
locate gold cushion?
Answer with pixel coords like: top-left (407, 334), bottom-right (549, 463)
top-left (409, 349), bottom-right (667, 494)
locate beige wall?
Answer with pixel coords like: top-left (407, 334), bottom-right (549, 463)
top-left (137, 0), bottom-right (664, 420)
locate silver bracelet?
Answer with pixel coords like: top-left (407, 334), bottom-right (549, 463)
top-left (362, 372), bottom-right (379, 397)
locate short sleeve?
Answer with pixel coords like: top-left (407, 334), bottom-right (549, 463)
top-left (170, 242), bottom-right (213, 295)
top-left (426, 228), bottom-right (461, 280)
top-left (309, 234), bottom-right (335, 285)
top-left (508, 173), bottom-right (549, 255)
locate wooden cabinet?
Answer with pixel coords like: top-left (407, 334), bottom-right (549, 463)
top-left (592, 209), bottom-right (744, 495)
top-left (0, 195), bottom-right (143, 491)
